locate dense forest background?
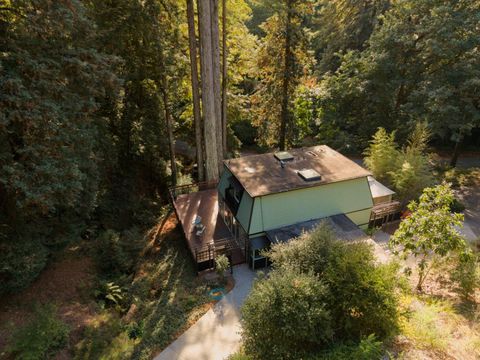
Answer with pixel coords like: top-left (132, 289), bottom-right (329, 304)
top-left (1, 0), bottom-right (479, 294)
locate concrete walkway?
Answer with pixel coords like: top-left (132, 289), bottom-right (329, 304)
top-left (154, 264), bottom-right (256, 360)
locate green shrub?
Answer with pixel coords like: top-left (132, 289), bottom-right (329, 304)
top-left (7, 304), bottom-right (69, 360)
top-left (269, 222), bottom-right (399, 339)
top-left (364, 124), bottom-right (434, 205)
top-left (312, 335), bottom-right (383, 360)
top-left (242, 270), bottom-right (332, 359)
top-left (74, 312), bottom-right (135, 360)
top-left (0, 238), bottom-right (49, 294)
top-left (231, 119), bottom-right (257, 146)
top-left (452, 252), bottom-right (480, 300)
top-left (95, 228), bottom-right (144, 275)
top-left (94, 281), bottom-right (125, 310)
top-left (363, 128), bottom-right (398, 184)
top-left (215, 254), bottom-right (230, 284)
top-left (227, 351), bottom-right (252, 360)
top-left (450, 197), bottom-right (466, 213)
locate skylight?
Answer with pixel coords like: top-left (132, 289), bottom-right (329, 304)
top-left (298, 169), bottom-right (321, 182)
top-left (274, 151), bottom-right (294, 161)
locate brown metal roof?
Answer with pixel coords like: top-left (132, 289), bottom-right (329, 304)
top-left (224, 145), bottom-right (371, 198)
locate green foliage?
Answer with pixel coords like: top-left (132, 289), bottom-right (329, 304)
top-left (316, 0), bottom-right (480, 151)
top-left (94, 228), bottom-right (144, 276)
top-left (227, 350), bottom-right (252, 360)
top-left (95, 281), bottom-right (124, 309)
top-left (364, 128), bottom-right (399, 184)
top-left (0, 0), bottom-right (121, 291)
top-left (269, 223), bottom-right (399, 339)
top-left (0, 236), bottom-right (49, 295)
top-left (215, 254), bottom-right (230, 283)
top-left (74, 312), bottom-right (135, 360)
top-left (0, 0), bottom-right (120, 226)
top-left (450, 198), bottom-right (466, 213)
top-left (389, 123), bottom-right (434, 204)
top-left (231, 119), bottom-right (257, 146)
top-left (442, 168), bottom-right (478, 188)
top-left (390, 183), bottom-right (467, 290)
top-left (242, 270), bottom-right (332, 359)
top-left (451, 252), bottom-right (480, 300)
top-left (7, 304), bottom-right (69, 360)
top-left (313, 334), bottom-right (383, 360)
top-left (364, 124), bottom-right (434, 204)
top-left (251, 1), bottom-right (316, 147)
top-left (242, 223), bottom-right (399, 359)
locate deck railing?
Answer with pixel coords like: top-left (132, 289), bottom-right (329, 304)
top-left (194, 235), bottom-right (247, 271)
top-left (369, 200), bottom-right (401, 227)
top-left (168, 180), bottom-right (219, 203)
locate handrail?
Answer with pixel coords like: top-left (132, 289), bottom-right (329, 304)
top-left (168, 180), bottom-right (219, 202)
top-left (194, 234), bottom-right (247, 272)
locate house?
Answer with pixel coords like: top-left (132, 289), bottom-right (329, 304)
top-left (169, 145), bottom-right (398, 271)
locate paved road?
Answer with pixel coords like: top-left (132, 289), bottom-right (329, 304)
top-left (154, 264), bottom-right (256, 360)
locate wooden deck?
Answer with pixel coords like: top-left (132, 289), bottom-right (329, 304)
top-left (172, 188), bottom-right (246, 267)
top-left (174, 189), bottom-right (232, 251)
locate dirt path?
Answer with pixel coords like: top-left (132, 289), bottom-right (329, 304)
top-left (0, 244), bottom-right (97, 356)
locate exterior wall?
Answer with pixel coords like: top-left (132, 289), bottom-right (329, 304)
top-left (373, 194), bottom-right (392, 205)
top-left (217, 166), bottom-right (233, 199)
top-left (218, 165), bottom-right (252, 233)
top-left (345, 208), bottom-right (371, 230)
top-left (236, 191), bottom-right (253, 233)
top-left (249, 177), bottom-right (373, 234)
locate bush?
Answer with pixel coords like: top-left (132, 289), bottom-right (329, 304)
top-left (450, 197), bottom-right (466, 213)
top-left (241, 226), bottom-right (398, 360)
top-left (242, 270), bottom-right (332, 359)
top-left (215, 254), bottom-right (230, 284)
top-left (269, 222), bottom-right (399, 340)
top-left (7, 304), bottom-right (69, 360)
top-left (312, 334), bottom-right (383, 360)
top-left (363, 128), bottom-right (398, 184)
top-left (94, 228), bottom-right (144, 275)
top-left (0, 238), bottom-right (49, 294)
top-left (94, 281), bottom-right (125, 311)
top-left (451, 252), bottom-right (480, 300)
top-left (231, 119), bottom-right (257, 146)
top-left (364, 124), bottom-right (434, 204)
top-left (74, 312), bottom-right (135, 360)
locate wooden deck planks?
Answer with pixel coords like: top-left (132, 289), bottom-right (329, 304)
top-left (174, 189), bottom-right (232, 253)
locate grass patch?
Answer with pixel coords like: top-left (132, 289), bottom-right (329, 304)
top-left (399, 294), bottom-right (452, 351)
top-left (74, 312), bottom-right (137, 360)
top-left (6, 304), bottom-right (69, 360)
top-left (396, 291), bottom-right (480, 359)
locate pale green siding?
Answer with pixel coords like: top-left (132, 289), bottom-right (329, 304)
top-left (236, 192), bottom-right (253, 232)
top-left (249, 198), bottom-right (264, 234)
top-left (345, 208), bottom-right (371, 229)
top-left (249, 177), bottom-right (372, 234)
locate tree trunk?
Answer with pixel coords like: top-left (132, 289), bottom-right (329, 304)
top-left (450, 138), bottom-right (462, 168)
top-left (198, 0), bottom-right (219, 181)
top-left (161, 86), bottom-right (177, 186)
top-left (211, 0), bottom-right (223, 172)
top-left (279, 0), bottom-right (293, 151)
top-left (221, 0), bottom-right (228, 158)
top-left (186, 0), bottom-right (204, 181)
